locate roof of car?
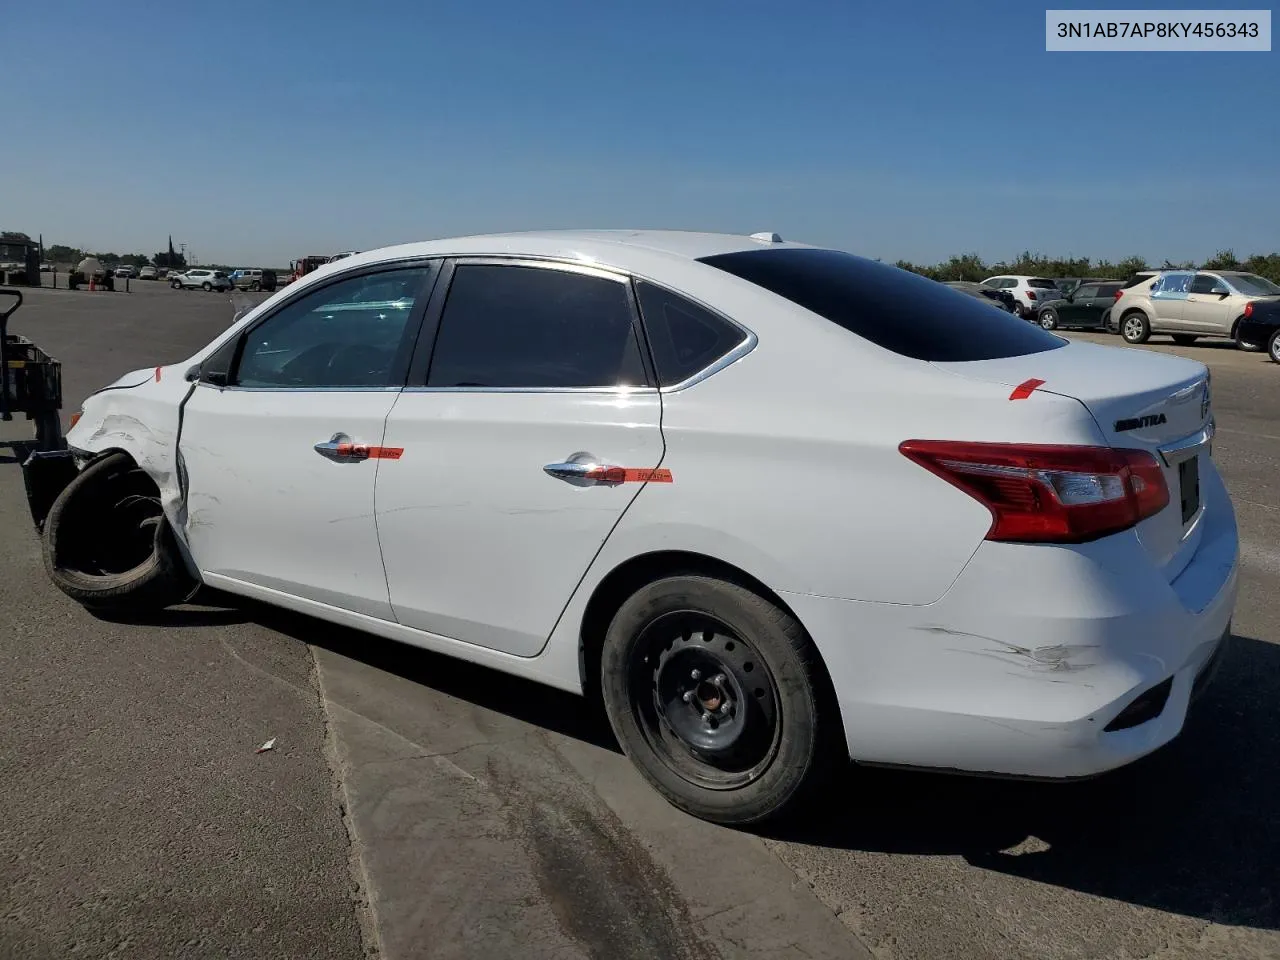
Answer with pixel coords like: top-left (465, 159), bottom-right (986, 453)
top-left (308, 230), bottom-right (820, 278)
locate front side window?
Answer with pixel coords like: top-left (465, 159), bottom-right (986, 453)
top-left (633, 281), bottom-right (747, 387)
top-left (1189, 273), bottom-right (1226, 295)
top-left (425, 263), bottom-right (647, 389)
top-left (234, 265), bottom-right (434, 388)
top-left (1225, 273), bottom-right (1280, 297)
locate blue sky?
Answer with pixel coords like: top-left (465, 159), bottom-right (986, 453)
top-left (7, 1), bottom-right (1277, 266)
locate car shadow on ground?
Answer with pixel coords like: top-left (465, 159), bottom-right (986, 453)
top-left (762, 631), bottom-right (1279, 931)
top-left (117, 592), bottom-right (1280, 931)
top-left (237, 594), bottom-right (624, 754)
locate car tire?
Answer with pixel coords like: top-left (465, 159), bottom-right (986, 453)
top-left (42, 452), bottom-right (196, 613)
top-left (171, 280), bottom-right (181, 289)
top-left (1234, 321), bottom-right (1263, 352)
top-left (250, 281), bottom-right (261, 292)
top-left (599, 574), bottom-right (842, 825)
top-left (1121, 311), bottom-right (1151, 344)
top-left (1268, 330), bottom-right (1280, 364)
top-left (201, 281), bottom-right (212, 292)
top-left (1038, 309), bottom-right (1058, 330)
top-left (1171, 334), bottom-right (1199, 346)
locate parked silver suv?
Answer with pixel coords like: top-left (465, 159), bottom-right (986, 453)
top-left (170, 269), bottom-right (233, 292)
top-left (1113, 269), bottom-right (1280, 349)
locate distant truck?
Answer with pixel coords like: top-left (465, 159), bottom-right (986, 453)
top-left (289, 255), bottom-right (331, 284)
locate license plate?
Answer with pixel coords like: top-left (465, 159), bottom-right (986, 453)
top-left (1179, 455), bottom-right (1201, 525)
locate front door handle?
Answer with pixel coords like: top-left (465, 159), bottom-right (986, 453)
top-left (544, 455), bottom-right (624, 485)
top-left (315, 432), bottom-right (371, 462)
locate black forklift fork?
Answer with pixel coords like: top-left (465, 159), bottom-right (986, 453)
top-left (1, 289), bottom-right (79, 530)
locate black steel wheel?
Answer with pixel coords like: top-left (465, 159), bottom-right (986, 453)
top-left (600, 574), bottom-right (842, 825)
top-left (638, 612), bottom-right (782, 789)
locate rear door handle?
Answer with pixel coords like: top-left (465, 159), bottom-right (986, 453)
top-left (315, 432), bottom-right (370, 462)
top-left (544, 455), bottom-right (625, 485)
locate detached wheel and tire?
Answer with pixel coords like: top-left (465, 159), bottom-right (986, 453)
top-left (1038, 309), bottom-right (1059, 330)
top-left (1121, 311), bottom-right (1151, 344)
top-left (600, 574), bottom-right (841, 825)
top-left (42, 452), bottom-right (194, 612)
top-left (1171, 334), bottom-right (1199, 346)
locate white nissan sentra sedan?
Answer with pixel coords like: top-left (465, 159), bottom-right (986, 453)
top-left (23, 230), bottom-right (1238, 825)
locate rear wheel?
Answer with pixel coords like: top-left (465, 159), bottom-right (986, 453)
top-left (600, 574), bottom-right (841, 825)
top-left (1235, 321), bottom-right (1263, 352)
top-left (1121, 311), bottom-right (1151, 344)
top-left (250, 281), bottom-right (260, 292)
top-left (1038, 309), bottom-right (1058, 330)
top-left (1269, 330), bottom-right (1280, 364)
top-left (201, 281), bottom-right (212, 292)
top-left (42, 452), bottom-right (195, 612)
top-left (1171, 334), bottom-right (1199, 346)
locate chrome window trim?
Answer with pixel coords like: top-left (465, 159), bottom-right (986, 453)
top-left (196, 381), bottom-right (402, 394)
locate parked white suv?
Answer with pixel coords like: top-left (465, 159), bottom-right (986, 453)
top-left (1113, 270), bottom-right (1280, 348)
top-left (171, 269), bottom-right (233, 292)
top-left (981, 275), bottom-right (1062, 318)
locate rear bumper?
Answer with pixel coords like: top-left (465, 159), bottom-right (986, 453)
top-left (784, 459), bottom-right (1239, 779)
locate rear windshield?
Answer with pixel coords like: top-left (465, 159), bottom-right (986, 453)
top-left (1027, 278), bottom-right (1059, 289)
top-left (697, 248), bottom-right (1067, 362)
top-left (1227, 274), bottom-right (1280, 297)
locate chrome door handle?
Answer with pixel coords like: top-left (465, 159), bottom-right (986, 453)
top-left (544, 452), bottom-right (625, 486)
top-left (315, 432), bottom-right (370, 462)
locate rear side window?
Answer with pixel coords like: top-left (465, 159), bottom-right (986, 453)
top-left (1097, 283), bottom-right (1122, 298)
top-left (633, 281), bottom-right (747, 386)
top-left (1027, 278), bottom-right (1059, 289)
top-left (697, 249), bottom-right (1066, 362)
top-left (1073, 285), bottom-right (1100, 299)
top-left (426, 264), bottom-right (648, 389)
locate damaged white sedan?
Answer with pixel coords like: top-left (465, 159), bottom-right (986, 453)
top-left (23, 231), bottom-right (1239, 825)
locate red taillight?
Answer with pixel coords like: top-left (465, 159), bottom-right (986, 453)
top-left (1244, 301), bottom-right (1254, 318)
top-left (1026, 290), bottom-right (1037, 300)
top-left (1114, 289), bottom-right (1124, 302)
top-left (899, 441), bottom-right (1170, 543)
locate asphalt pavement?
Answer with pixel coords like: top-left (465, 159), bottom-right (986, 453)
top-left (2, 284), bottom-right (1277, 960)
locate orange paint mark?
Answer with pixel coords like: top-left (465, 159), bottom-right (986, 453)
top-left (586, 466), bottom-right (672, 484)
top-left (1009, 378), bottom-right (1045, 400)
top-left (333, 443), bottom-right (404, 460)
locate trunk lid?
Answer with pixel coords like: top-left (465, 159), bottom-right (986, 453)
top-left (933, 339), bottom-right (1212, 580)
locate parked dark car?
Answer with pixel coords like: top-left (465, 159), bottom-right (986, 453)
top-left (1053, 276), bottom-right (1116, 297)
top-left (1035, 281), bottom-right (1124, 331)
top-left (943, 280), bottom-right (1018, 313)
top-left (1234, 297), bottom-right (1280, 363)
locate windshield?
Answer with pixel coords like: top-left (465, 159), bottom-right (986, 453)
top-left (1227, 274), bottom-right (1280, 297)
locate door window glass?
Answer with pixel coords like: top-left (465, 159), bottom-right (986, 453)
top-left (235, 266), bottom-right (434, 388)
top-left (426, 264), bottom-right (647, 388)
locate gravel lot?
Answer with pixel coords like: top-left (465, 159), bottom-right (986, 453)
top-left (2, 282), bottom-right (1277, 960)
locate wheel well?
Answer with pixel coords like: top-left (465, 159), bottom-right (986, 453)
top-left (577, 550), bottom-right (829, 703)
